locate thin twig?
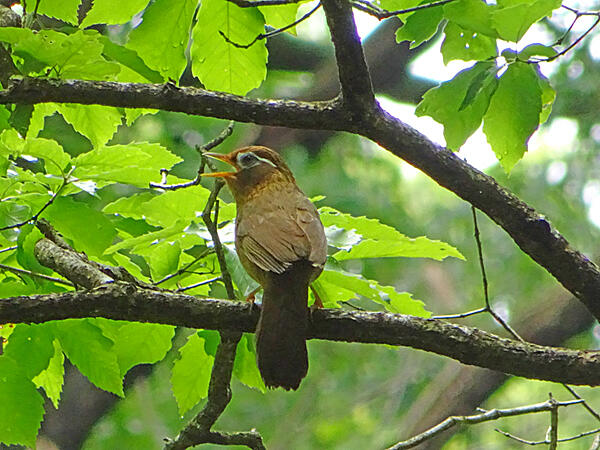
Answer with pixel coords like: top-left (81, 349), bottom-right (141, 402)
top-left (432, 307), bottom-right (487, 320)
top-left (226, 0), bottom-right (300, 6)
top-left (496, 426), bottom-right (600, 445)
top-left (0, 263), bottom-right (75, 287)
top-left (388, 399), bottom-right (583, 449)
top-left (150, 121), bottom-right (234, 190)
top-left (154, 248), bottom-right (214, 286)
top-left (0, 173), bottom-right (71, 231)
top-left (220, 3), bottom-right (321, 49)
top-left (175, 276), bottom-right (222, 293)
top-left (548, 394), bottom-right (559, 450)
top-left (0, 246), bottom-right (17, 254)
top-left (351, 0), bottom-right (455, 20)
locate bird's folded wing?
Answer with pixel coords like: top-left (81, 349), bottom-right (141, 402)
top-left (237, 190), bottom-right (326, 274)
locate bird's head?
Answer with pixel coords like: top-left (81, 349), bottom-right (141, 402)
top-left (203, 146), bottom-right (295, 202)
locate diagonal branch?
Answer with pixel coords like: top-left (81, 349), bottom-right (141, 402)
top-left (1, 285), bottom-right (600, 386)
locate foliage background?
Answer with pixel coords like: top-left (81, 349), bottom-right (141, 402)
top-left (1, 0), bottom-right (600, 449)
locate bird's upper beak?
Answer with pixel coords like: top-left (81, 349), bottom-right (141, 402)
top-left (202, 152), bottom-right (237, 178)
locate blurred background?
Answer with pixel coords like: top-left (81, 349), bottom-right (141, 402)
top-left (19, 2), bottom-right (600, 449)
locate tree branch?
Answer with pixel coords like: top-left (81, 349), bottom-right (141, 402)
top-left (1, 285), bottom-right (599, 386)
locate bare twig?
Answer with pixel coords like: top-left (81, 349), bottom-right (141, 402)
top-left (226, 0), bottom-right (300, 6)
top-left (0, 262), bottom-right (74, 287)
top-left (496, 426), bottom-right (600, 446)
top-left (149, 121), bottom-right (235, 190)
top-left (432, 307), bottom-right (486, 320)
top-left (387, 398), bottom-right (583, 449)
top-left (0, 246), bottom-right (17, 254)
top-left (154, 248), bottom-right (214, 286)
top-left (219, 3), bottom-right (321, 49)
top-left (0, 173), bottom-right (71, 231)
top-left (351, 0), bottom-right (455, 20)
top-left (175, 276), bottom-right (222, 293)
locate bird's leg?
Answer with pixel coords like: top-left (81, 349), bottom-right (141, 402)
top-left (309, 285), bottom-right (324, 310)
top-left (245, 285), bottom-right (261, 303)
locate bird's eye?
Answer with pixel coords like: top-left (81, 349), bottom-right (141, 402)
top-left (238, 152), bottom-right (258, 168)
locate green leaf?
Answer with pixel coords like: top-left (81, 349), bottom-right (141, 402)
top-left (72, 142), bottom-right (182, 188)
top-left (53, 104), bottom-right (122, 148)
top-left (32, 339), bottom-right (65, 409)
top-left (259, 3), bottom-right (300, 35)
top-left (416, 62), bottom-right (498, 150)
top-left (519, 43), bottom-right (557, 60)
top-left (491, 0), bottom-right (562, 42)
top-left (192, 0), bottom-right (268, 95)
top-left (483, 62), bottom-right (542, 171)
top-left (224, 244), bottom-right (259, 297)
top-left (111, 322), bottom-right (175, 377)
top-left (0, 357), bottom-right (45, 448)
top-left (0, 201), bottom-right (30, 229)
top-left (0, 107), bottom-right (10, 133)
top-left (3, 323), bottom-right (55, 379)
top-left (140, 240), bottom-right (181, 281)
top-left (9, 104), bottom-right (33, 136)
top-left (0, 28), bottom-right (120, 80)
top-left (395, 5), bottom-right (443, 48)
top-left (17, 225), bottom-right (52, 275)
top-left (538, 74), bottom-right (555, 125)
top-left (104, 220), bottom-right (188, 255)
top-left (318, 268), bottom-right (430, 317)
top-left (42, 196), bottom-right (117, 257)
top-left (319, 207), bottom-right (464, 261)
top-left (36, 0), bottom-right (81, 24)
top-left (55, 319), bottom-right (124, 396)
top-left (171, 332), bottom-right (214, 414)
top-left (127, 0), bottom-right (196, 81)
top-left (443, 0), bottom-right (498, 37)
top-left (233, 334), bottom-right (265, 392)
top-left (441, 21), bottom-right (497, 64)
top-left (99, 36), bottom-right (164, 83)
top-left (82, 0), bottom-right (150, 27)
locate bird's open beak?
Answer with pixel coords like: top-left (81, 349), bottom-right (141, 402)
top-left (202, 152), bottom-right (237, 178)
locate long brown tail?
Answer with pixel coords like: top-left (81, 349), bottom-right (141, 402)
top-left (256, 273), bottom-right (309, 390)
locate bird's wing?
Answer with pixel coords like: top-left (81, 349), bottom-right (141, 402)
top-left (236, 187), bottom-right (326, 274)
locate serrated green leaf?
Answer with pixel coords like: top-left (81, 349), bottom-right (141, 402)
top-left (111, 323), bottom-right (175, 377)
top-left (82, 0), bottom-right (150, 27)
top-left (233, 333), bottom-right (265, 392)
top-left (55, 319), bottom-right (124, 396)
top-left (191, 0), bottom-right (268, 95)
top-left (102, 191), bottom-right (158, 218)
top-left (483, 62), bottom-right (542, 171)
top-left (9, 105), bottom-right (34, 137)
top-left (0, 357), bottom-right (45, 448)
top-left (318, 268), bottom-right (430, 317)
top-left (491, 0), bottom-right (561, 42)
top-left (55, 104), bottom-right (122, 148)
top-left (28, 103), bottom-right (58, 138)
top-left (42, 196), bottom-right (117, 257)
top-left (36, 0), bottom-right (81, 24)
top-left (72, 142), bottom-right (182, 188)
top-left (441, 21), bottom-right (497, 64)
top-left (171, 332), bottom-right (214, 414)
top-left (99, 36), bottom-right (164, 83)
top-left (416, 62), bottom-right (498, 149)
top-left (127, 0), bottom-right (196, 81)
top-left (4, 323), bottom-right (55, 379)
top-left (443, 0), bottom-right (498, 37)
top-left (32, 339), bottom-right (65, 409)
top-left (395, 5), bottom-right (443, 48)
top-left (0, 28), bottom-right (120, 80)
top-left (319, 207), bottom-right (464, 261)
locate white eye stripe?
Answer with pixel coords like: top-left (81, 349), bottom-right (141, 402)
top-left (237, 152), bottom-right (276, 168)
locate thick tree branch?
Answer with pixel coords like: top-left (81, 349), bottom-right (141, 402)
top-left (321, 0), bottom-right (376, 115)
top-left (1, 285), bottom-right (599, 386)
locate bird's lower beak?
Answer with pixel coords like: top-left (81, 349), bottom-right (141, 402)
top-left (202, 152), bottom-right (236, 178)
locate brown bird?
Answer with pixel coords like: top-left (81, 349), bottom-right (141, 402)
top-left (203, 146), bottom-right (327, 390)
